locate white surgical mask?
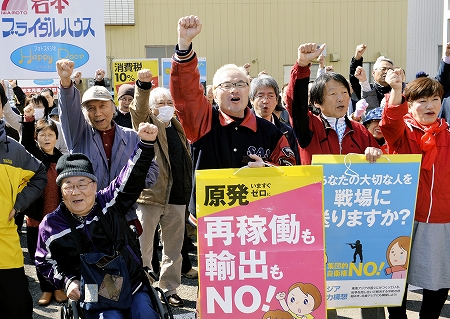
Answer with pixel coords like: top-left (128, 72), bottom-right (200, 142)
top-left (34, 108), bottom-right (45, 120)
top-left (156, 106), bottom-right (175, 123)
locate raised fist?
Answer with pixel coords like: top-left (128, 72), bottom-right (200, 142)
top-left (138, 122), bottom-right (158, 142)
top-left (137, 69), bottom-right (153, 83)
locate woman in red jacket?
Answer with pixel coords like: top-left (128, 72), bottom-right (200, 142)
top-left (380, 71), bottom-right (449, 319)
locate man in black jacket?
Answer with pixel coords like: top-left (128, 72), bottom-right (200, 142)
top-left (349, 44), bottom-right (394, 108)
top-left (249, 74), bottom-right (301, 164)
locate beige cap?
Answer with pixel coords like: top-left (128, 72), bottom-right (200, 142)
top-left (82, 86), bottom-right (113, 105)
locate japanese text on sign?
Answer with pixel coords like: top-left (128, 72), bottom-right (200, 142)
top-left (2, 17), bottom-right (95, 38)
top-left (204, 183), bottom-right (272, 207)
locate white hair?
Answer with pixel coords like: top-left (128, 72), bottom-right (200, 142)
top-left (149, 87), bottom-right (172, 109)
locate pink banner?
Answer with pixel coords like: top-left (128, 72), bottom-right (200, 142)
top-left (197, 182), bottom-right (326, 319)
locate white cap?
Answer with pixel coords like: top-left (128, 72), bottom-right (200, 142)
top-left (82, 86), bottom-right (113, 105)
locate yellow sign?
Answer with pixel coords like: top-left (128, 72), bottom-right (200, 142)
top-left (112, 59), bottom-right (159, 104)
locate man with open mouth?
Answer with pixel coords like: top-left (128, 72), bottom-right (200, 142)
top-left (170, 15), bottom-right (296, 229)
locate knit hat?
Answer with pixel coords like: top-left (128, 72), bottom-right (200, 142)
top-left (56, 153), bottom-right (98, 186)
top-left (82, 86), bottom-right (113, 106)
top-left (117, 84), bottom-right (135, 100)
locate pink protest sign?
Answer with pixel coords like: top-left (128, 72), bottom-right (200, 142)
top-left (196, 166), bottom-right (326, 319)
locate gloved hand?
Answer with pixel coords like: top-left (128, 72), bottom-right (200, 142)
top-left (355, 99), bottom-right (368, 118)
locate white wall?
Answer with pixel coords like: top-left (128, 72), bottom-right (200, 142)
top-left (406, 0), bottom-right (444, 82)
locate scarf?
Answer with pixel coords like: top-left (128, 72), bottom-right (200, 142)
top-left (405, 114), bottom-right (447, 170)
top-left (373, 81), bottom-right (391, 102)
top-left (0, 119), bottom-right (6, 144)
top-left (323, 115), bottom-right (346, 142)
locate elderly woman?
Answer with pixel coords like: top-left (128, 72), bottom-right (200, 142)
top-left (130, 72), bottom-right (194, 307)
top-left (380, 71), bottom-right (449, 319)
top-left (35, 122), bottom-right (160, 319)
top-left (362, 107), bottom-right (388, 154)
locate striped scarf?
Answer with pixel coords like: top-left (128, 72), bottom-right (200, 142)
top-left (0, 119), bottom-right (6, 144)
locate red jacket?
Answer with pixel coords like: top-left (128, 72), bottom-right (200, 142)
top-left (286, 62), bottom-right (379, 165)
top-left (380, 99), bottom-right (450, 223)
top-left (170, 53), bottom-right (295, 168)
top-left (170, 50), bottom-right (295, 226)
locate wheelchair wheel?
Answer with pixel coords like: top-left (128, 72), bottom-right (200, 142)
top-left (60, 302), bottom-right (71, 319)
top-left (60, 300), bottom-right (82, 319)
top-left (145, 285), bottom-right (174, 319)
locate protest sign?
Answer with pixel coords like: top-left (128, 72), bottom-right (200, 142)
top-left (312, 154), bottom-right (421, 309)
top-left (112, 58), bottom-right (158, 103)
top-left (196, 166), bottom-right (326, 319)
top-left (161, 57), bottom-right (206, 89)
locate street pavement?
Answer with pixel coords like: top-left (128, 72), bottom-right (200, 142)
top-left (21, 227), bottom-right (450, 319)
top-left (22, 227), bottom-right (197, 319)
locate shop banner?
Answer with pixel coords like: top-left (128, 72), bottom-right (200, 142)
top-left (1, 0), bottom-right (106, 79)
top-left (13, 78), bottom-right (59, 99)
top-left (196, 166), bottom-right (326, 319)
top-left (312, 154), bottom-right (421, 309)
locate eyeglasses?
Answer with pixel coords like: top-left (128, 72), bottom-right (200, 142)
top-left (119, 96), bottom-right (133, 103)
top-left (216, 81), bottom-right (249, 90)
top-left (375, 67), bottom-right (394, 72)
top-left (61, 181), bottom-right (94, 193)
top-left (255, 93), bottom-right (277, 100)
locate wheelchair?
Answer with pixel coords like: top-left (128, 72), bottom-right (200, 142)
top-left (60, 285), bottom-right (174, 319)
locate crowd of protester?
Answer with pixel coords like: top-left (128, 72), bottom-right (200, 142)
top-left (2, 14), bottom-right (450, 319)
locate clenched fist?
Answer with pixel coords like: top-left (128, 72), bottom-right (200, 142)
top-left (137, 69), bottom-right (153, 83)
top-left (177, 15), bottom-right (202, 50)
top-left (138, 122), bottom-right (158, 142)
top-left (297, 43), bottom-right (326, 67)
top-left (56, 59), bottom-right (75, 87)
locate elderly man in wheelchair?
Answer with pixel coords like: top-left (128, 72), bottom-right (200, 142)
top-left (35, 122), bottom-right (162, 319)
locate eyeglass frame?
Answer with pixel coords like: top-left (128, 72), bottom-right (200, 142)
top-left (61, 180), bottom-right (95, 194)
top-left (215, 81), bottom-right (249, 91)
top-left (374, 66), bottom-right (394, 73)
top-left (118, 96), bottom-right (134, 102)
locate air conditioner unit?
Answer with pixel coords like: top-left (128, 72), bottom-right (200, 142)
top-left (329, 53), bottom-right (340, 62)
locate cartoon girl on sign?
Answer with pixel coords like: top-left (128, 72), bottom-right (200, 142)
top-left (275, 282), bottom-right (322, 319)
top-left (384, 236), bottom-right (411, 279)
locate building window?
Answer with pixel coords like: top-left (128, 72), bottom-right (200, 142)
top-left (363, 62), bottom-right (373, 83)
top-left (104, 0), bottom-right (135, 25)
top-left (145, 45), bottom-right (174, 76)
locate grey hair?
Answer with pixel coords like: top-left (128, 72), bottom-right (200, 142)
top-left (149, 87), bottom-right (172, 109)
top-left (373, 56), bottom-right (394, 70)
top-left (249, 74), bottom-right (280, 101)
